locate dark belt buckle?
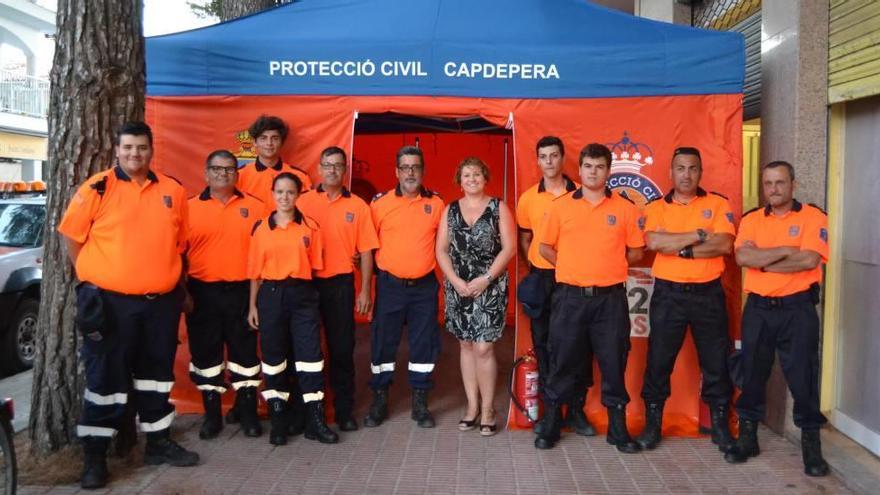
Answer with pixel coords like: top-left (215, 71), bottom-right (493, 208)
top-left (768, 297), bottom-right (781, 308)
top-left (145, 293), bottom-right (158, 300)
top-left (681, 284), bottom-right (693, 293)
top-left (402, 278), bottom-right (417, 288)
top-left (581, 286), bottom-right (596, 297)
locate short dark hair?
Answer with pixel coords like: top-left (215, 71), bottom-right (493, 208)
top-left (116, 121), bottom-right (153, 146)
top-left (536, 136), bottom-right (564, 157)
top-left (321, 146), bottom-right (347, 163)
top-left (578, 143), bottom-right (612, 167)
top-left (249, 115), bottom-right (289, 142)
top-left (396, 145), bottom-right (424, 167)
top-left (206, 149), bottom-right (237, 168)
top-left (763, 160), bottom-right (795, 181)
top-left (454, 157), bottom-right (490, 185)
top-left (272, 171), bottom-right (302, 192)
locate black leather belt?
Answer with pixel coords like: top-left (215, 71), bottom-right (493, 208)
top-left (188, 278), bottom-right (248, 291)
top-left (380, 270), bottom-right (434, 288)
top-left (750, 285), bottom-right (818, 309)
top-left (655, 277), bottom-right (721, 293)
top-left (263, 278), bottom-right (309, 288)
top-left (559, 282), bottom-right (625, 297)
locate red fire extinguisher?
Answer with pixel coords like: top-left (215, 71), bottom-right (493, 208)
top-left (510, 349), bottom-right (542, 428)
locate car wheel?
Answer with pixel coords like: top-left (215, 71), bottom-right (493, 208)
top-left (4, 298), bottom-right (38, 373)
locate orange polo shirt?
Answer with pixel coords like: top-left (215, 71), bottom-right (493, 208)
top-left (516, 175), bottom-right (578, 269)
top-left (644, 188), bottom-right (736, 283)
top-left (186, 188), bottom-right (264, 282)
top-left (371, 185), bottom-right (444, 279)
top-left (58, 166), bottom-right (188, 295)
top-left (237, 159), bottom-right (312, 213)
top-left (537, 188), bottom-right (645, 287)
top-left (297, 185), bottom-right (380, 278)
top-left (735, 200), bottom-right (828, 297)
top-left (248, 211), bottom-right (323, 280)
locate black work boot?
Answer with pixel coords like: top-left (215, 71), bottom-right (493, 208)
top-left (80, 437), bottom-right (109, 490)
top-left (724, 419), bottom-right (760, 463)
top-left (268, 399), bottom-right (289, 446)
top-left (364, 388), bottom-right (389, 427)
top-left (144, 429), bottom-right (200, 466)
top-left (335, 408), bottom-right (359, 432)
top-left (534, 403), bottom-right (563, 449)
top-left (606, 404), bottom-right (641, 454)
top-left (566, 396), bottom-right (597, 436)
top-left (635, 402), bottom-right (664, 450)
top-left (304, 401), bottom-right (339, 444)
top-left (709, 404), bottom-right (735, 453)
top-left (801, 429), bottom-right (830, 477)
top-left (286, 397), bottom-right (306, 436)
top-left (199, 390), bottom-right (223, 440)
top-left (411, 388), bottom-right (435, 428)
top-left (237, 387), bottom-right (262, 437)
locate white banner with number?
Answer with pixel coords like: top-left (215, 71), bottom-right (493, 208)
top-left (626, 268), bottom-right (654, 337)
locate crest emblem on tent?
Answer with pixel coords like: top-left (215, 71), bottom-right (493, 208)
top-left (606, 131), bottom-right (663, 207)
top-left (233, 130), bottom-right (258, 167)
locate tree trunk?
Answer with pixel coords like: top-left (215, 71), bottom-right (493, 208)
top-left (29, 0), bottom-right (145, 457)
top-left (219, 0), bottom-right (282, 21)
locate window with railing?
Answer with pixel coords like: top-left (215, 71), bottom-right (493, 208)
top-left (0, 70), bottom-right (50, 118)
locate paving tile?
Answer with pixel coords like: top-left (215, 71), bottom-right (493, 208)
top-left (15, 329), bottom-right (858, 495)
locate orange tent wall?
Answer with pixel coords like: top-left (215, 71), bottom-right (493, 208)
top-left (147, 93), bottom-right (743, 434)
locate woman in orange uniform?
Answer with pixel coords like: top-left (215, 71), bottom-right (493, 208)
top-left (247, 172), bottom-right (338, 445)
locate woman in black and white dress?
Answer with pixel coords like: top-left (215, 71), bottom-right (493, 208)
top-left (436, 157), bottom-right (515, 436)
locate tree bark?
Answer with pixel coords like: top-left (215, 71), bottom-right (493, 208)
top-left (29, 0), bottom-right (145, 457)
top-left (218, 0), bottom-right (283, 21)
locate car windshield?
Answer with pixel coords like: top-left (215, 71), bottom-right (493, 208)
top-left (0, 203), bottom-right (45, 247)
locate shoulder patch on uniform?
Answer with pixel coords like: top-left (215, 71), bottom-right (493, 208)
top-left (616, 192), bottom-right (635, 204)
top-left (710, 191), bottom-right (729, 200)
top-left (89, 175), bottom-right (109, 196)
top-left (250, 219), bottom-right (263, 236)
top-left (742, 206), bottom-right (761, 218)
top-left (808, 203), bottom-right (827, 215)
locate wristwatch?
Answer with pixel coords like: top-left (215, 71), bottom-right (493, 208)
top-left (678, 246), bottom-right (695, 259)
top-left (696, 228), bottom-right (708, 244)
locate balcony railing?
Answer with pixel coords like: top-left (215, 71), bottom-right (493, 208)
top-left (0, 70), bottom-right (50, 119)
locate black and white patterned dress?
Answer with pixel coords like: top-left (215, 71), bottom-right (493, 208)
top-left (444, 198), bottom-right (508, 343)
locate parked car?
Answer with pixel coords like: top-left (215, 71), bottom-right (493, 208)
top-left (0, 192), bottom-right (45, 374)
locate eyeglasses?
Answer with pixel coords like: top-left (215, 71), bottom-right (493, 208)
top-left (397, 165), bottom-right (424, 174)
top-left (207, 166), bottom-right (238, 175)
top-left (320, 163), bottom-right (347, 171)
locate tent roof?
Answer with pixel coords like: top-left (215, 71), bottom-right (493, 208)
top-left (146, 0), bottom-right (744, 99)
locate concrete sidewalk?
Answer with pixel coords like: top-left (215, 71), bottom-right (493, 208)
top-left (0, 368), bottom-right (32, 433)
top-left (9, 329), bottom-right (865, 494)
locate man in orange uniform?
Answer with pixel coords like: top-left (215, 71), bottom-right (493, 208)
top-left (59, 122), bottom-right (198, 490)
top-left (237, 114), bottom-right (312, 208)
top-left (366, 146), bottom-right (444, 428)
top-left (636, 147), bottom-right (735, 452)
top-left (535, 143), bottom-right (645, 452)
top-left (516, 136), bottom-right (595, 436)
top-left (726, 161), bottom-right (829, 477)
top-left (298, 146), bottom-right (379, 431)
top-left (185, 150), bottom-right (264, 440)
